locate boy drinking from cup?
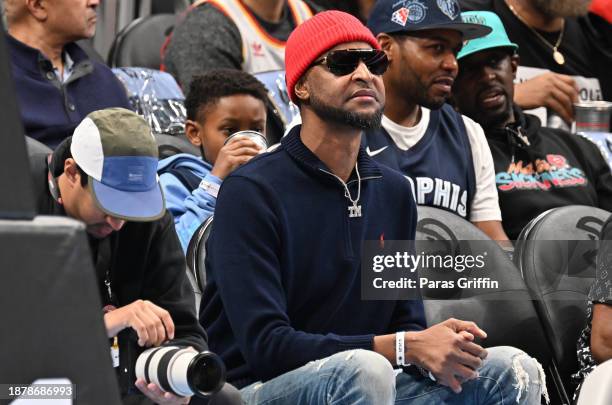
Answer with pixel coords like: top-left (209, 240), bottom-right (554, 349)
top-left (158, 69), bottom-right (269, 252)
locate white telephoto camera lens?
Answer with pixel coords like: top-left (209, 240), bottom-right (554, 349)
top-left (135, 346), bottom-right (226, 398)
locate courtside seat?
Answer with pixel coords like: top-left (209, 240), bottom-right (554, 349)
top-left (514, 205), bottom-right (612, 398)
top-left (150, 0), bottom-right (190, 14)
top-left (155, 134), bottom-right (200, 159)
top-left (26, 136), bottom-right (52, 179)
top-left (25, 136), bottom-right (52, 156)
top-left (108, 14), bottom-right (176, 69)
top-left (184, 212), bottom-right (213, 315)
top-left (416, 206), bottom-right (561, 403)
top-left (186, 215), bottom-right (214, 294)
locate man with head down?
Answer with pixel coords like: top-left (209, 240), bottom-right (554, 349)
top-left (31, 108), bottom-right (241, 405)
top-left (199, 10), bottom-right (545, 405)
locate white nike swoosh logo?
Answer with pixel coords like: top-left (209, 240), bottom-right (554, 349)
top-left (366, 146), bottom-right (388, 157)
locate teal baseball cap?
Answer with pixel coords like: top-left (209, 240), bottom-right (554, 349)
top-left (457, 11), bottom-right (518, 60)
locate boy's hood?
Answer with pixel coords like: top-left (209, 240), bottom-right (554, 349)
top-left (157, 153), bottom-right (212, 177)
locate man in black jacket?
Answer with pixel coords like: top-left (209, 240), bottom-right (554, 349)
top-left (31, 108), bottom-right (239, 404)
top-left (453, 11), bottom-right (612, 239)
top-left (460, 0), bottom-right (612, 129)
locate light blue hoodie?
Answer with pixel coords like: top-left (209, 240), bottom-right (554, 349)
top-left (158, 153), bottom-right (222, 253)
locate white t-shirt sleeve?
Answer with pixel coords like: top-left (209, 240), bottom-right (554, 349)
top-left (463, 116), bottom-right (502, 222)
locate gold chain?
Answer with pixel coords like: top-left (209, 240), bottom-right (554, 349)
top-left (505, 0), bottom-right (566, 64)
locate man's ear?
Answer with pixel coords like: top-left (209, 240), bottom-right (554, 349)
top-left (25, 0), bottom-right (49, 21)
top-left (294, 76), bottom-right (310, 104)
top-left (510, 53), bottom-right (519, 78)
top-left (185, 120), bottom-right (202, 147)
top-left (63, 158), bottom-right (80, 186)
top-left (377, 33), bottom-right (394, 63)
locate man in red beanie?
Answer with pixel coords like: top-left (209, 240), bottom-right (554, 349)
top-left (199, 10), bottom-right (544, 404)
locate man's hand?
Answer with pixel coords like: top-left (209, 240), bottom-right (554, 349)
top-left (135, 379), bottom-right (191, 404)
top-left (211, 138), bottom-right (263, 180)
top-left (405, 318), bottom-right (488, 394)
top-left (103, 300), bottom-right (175, 347)
top-left (514, 72), bottom-right (579, 124)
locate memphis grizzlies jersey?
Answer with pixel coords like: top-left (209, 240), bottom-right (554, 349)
top-left (363, 105), bottom-right (476, 219)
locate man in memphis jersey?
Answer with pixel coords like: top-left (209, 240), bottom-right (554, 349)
top-left (366, 0), bottom-right (509, 241)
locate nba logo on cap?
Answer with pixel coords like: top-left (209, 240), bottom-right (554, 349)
top-left (368, 0), bottom-right (492, 40)
top-left (404, 0), bottom-right (429, 24)
top-left (392, 7), bottom-right (409, 26)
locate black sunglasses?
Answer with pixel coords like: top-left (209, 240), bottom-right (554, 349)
top-left (312, 49), bottom-right (389, 76)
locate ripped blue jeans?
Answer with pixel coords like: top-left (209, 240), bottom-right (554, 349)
top-left (240, 346), bottom-right (547, 404)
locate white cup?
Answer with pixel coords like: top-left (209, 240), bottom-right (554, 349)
top-left (224, 130), bottom-right (267, 152)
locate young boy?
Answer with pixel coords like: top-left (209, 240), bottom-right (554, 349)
top-left (158, 69), bottom-right (269, 252)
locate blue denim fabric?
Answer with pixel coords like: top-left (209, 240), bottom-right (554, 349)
top-left (240, 347), bottom-right (544, 405)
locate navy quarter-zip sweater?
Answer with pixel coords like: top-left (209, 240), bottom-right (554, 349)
top-left (6, 35), bottom-right (131, 149)
top-left (200, 125), bottom-right (426, 388)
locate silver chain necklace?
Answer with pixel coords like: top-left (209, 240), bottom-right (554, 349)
top-left (323, 163), bottom-right (362, 218)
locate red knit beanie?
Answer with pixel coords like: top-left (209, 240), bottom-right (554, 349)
top-left (285, 10), bottom-right (380, 103)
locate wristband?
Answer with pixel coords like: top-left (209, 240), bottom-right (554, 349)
top-left (395, 331), bottom-right (409, 366)
top-left (199, 179), bottom-right (220, 198)
top-left (395, 331), bottom-right (435, 381)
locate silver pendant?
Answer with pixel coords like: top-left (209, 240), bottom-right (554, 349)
top-left (348, 205), bottom-right (362, 218)
top-left (553, 50), bottom-right (565, 65)
top-left (517, 132), bottom-right (530, 146)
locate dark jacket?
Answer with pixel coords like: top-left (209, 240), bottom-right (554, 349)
top-left (486, 107), bottom-right (612, 239)
top-left (200, 125), bottom-right (426, 388)
top-left (460, 0), bottom-right (612, 102)
top-left (31, 152), bottom-right (207, 399)
top-left (7, 35), bottom-right (131, 149)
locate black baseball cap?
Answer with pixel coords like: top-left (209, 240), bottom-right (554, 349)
top-left (367, 0), bottom-right (492, 40)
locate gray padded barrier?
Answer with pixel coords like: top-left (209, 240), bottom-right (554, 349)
top-left (0, 217), bottom-right (121, 404)
top-left (0, 22), bottom-right (36, 219)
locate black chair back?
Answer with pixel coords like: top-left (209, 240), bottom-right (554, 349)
top-left (108, 14), bottom-right (176, 69)
top-left (155, 134), bottom-right (201, 159)
top-left (25, 136), bottom-right (52, 156)
top-left (514, 205), bottom-right (611, 395)
top-left (416, 206), bottom-right (562, 403)
top-left (186, 216), bottom-right (214, 293)
top-left (150, 0), bottom-right (190, 14)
